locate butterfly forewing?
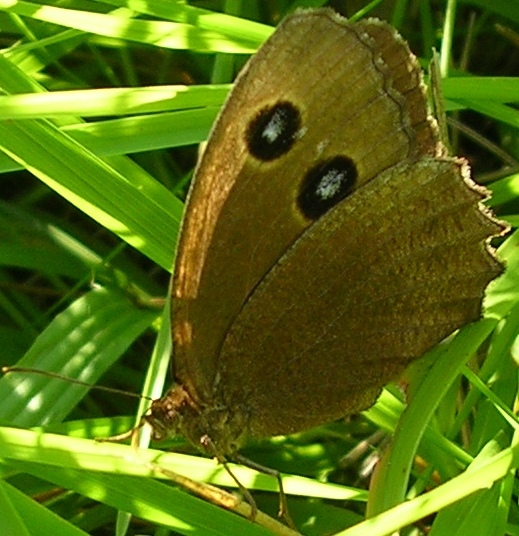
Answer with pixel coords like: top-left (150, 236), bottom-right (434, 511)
top-left (172, 10), bottom-right (439, 405)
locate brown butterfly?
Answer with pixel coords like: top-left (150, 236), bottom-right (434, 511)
top-left (141, 5), bottom-right (506, 516)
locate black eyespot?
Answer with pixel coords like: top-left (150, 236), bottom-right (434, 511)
top-left (298, 156), bottom-right (357, 220)
top-left (246, 101), bottom-right (301, 161)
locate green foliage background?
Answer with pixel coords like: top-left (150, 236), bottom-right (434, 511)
top-left (0, 0), bottom-right (519, 535)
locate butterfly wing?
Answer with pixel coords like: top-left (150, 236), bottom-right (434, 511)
top-left (217, 157), bottom-right (505, 437)
top-left (172, 9), bottom-right (440, 404)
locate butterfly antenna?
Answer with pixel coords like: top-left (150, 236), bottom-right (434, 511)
top-left (1, 366), bottom-right (153, 401)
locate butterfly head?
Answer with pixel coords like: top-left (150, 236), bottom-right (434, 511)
top-left (144, 384), bottom-right (248, 456)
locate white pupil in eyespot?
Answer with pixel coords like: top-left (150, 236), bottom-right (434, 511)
top-left (316, 169), bottom-right (345, 200)
top-left (262, 109), bottom-right (287, 143)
